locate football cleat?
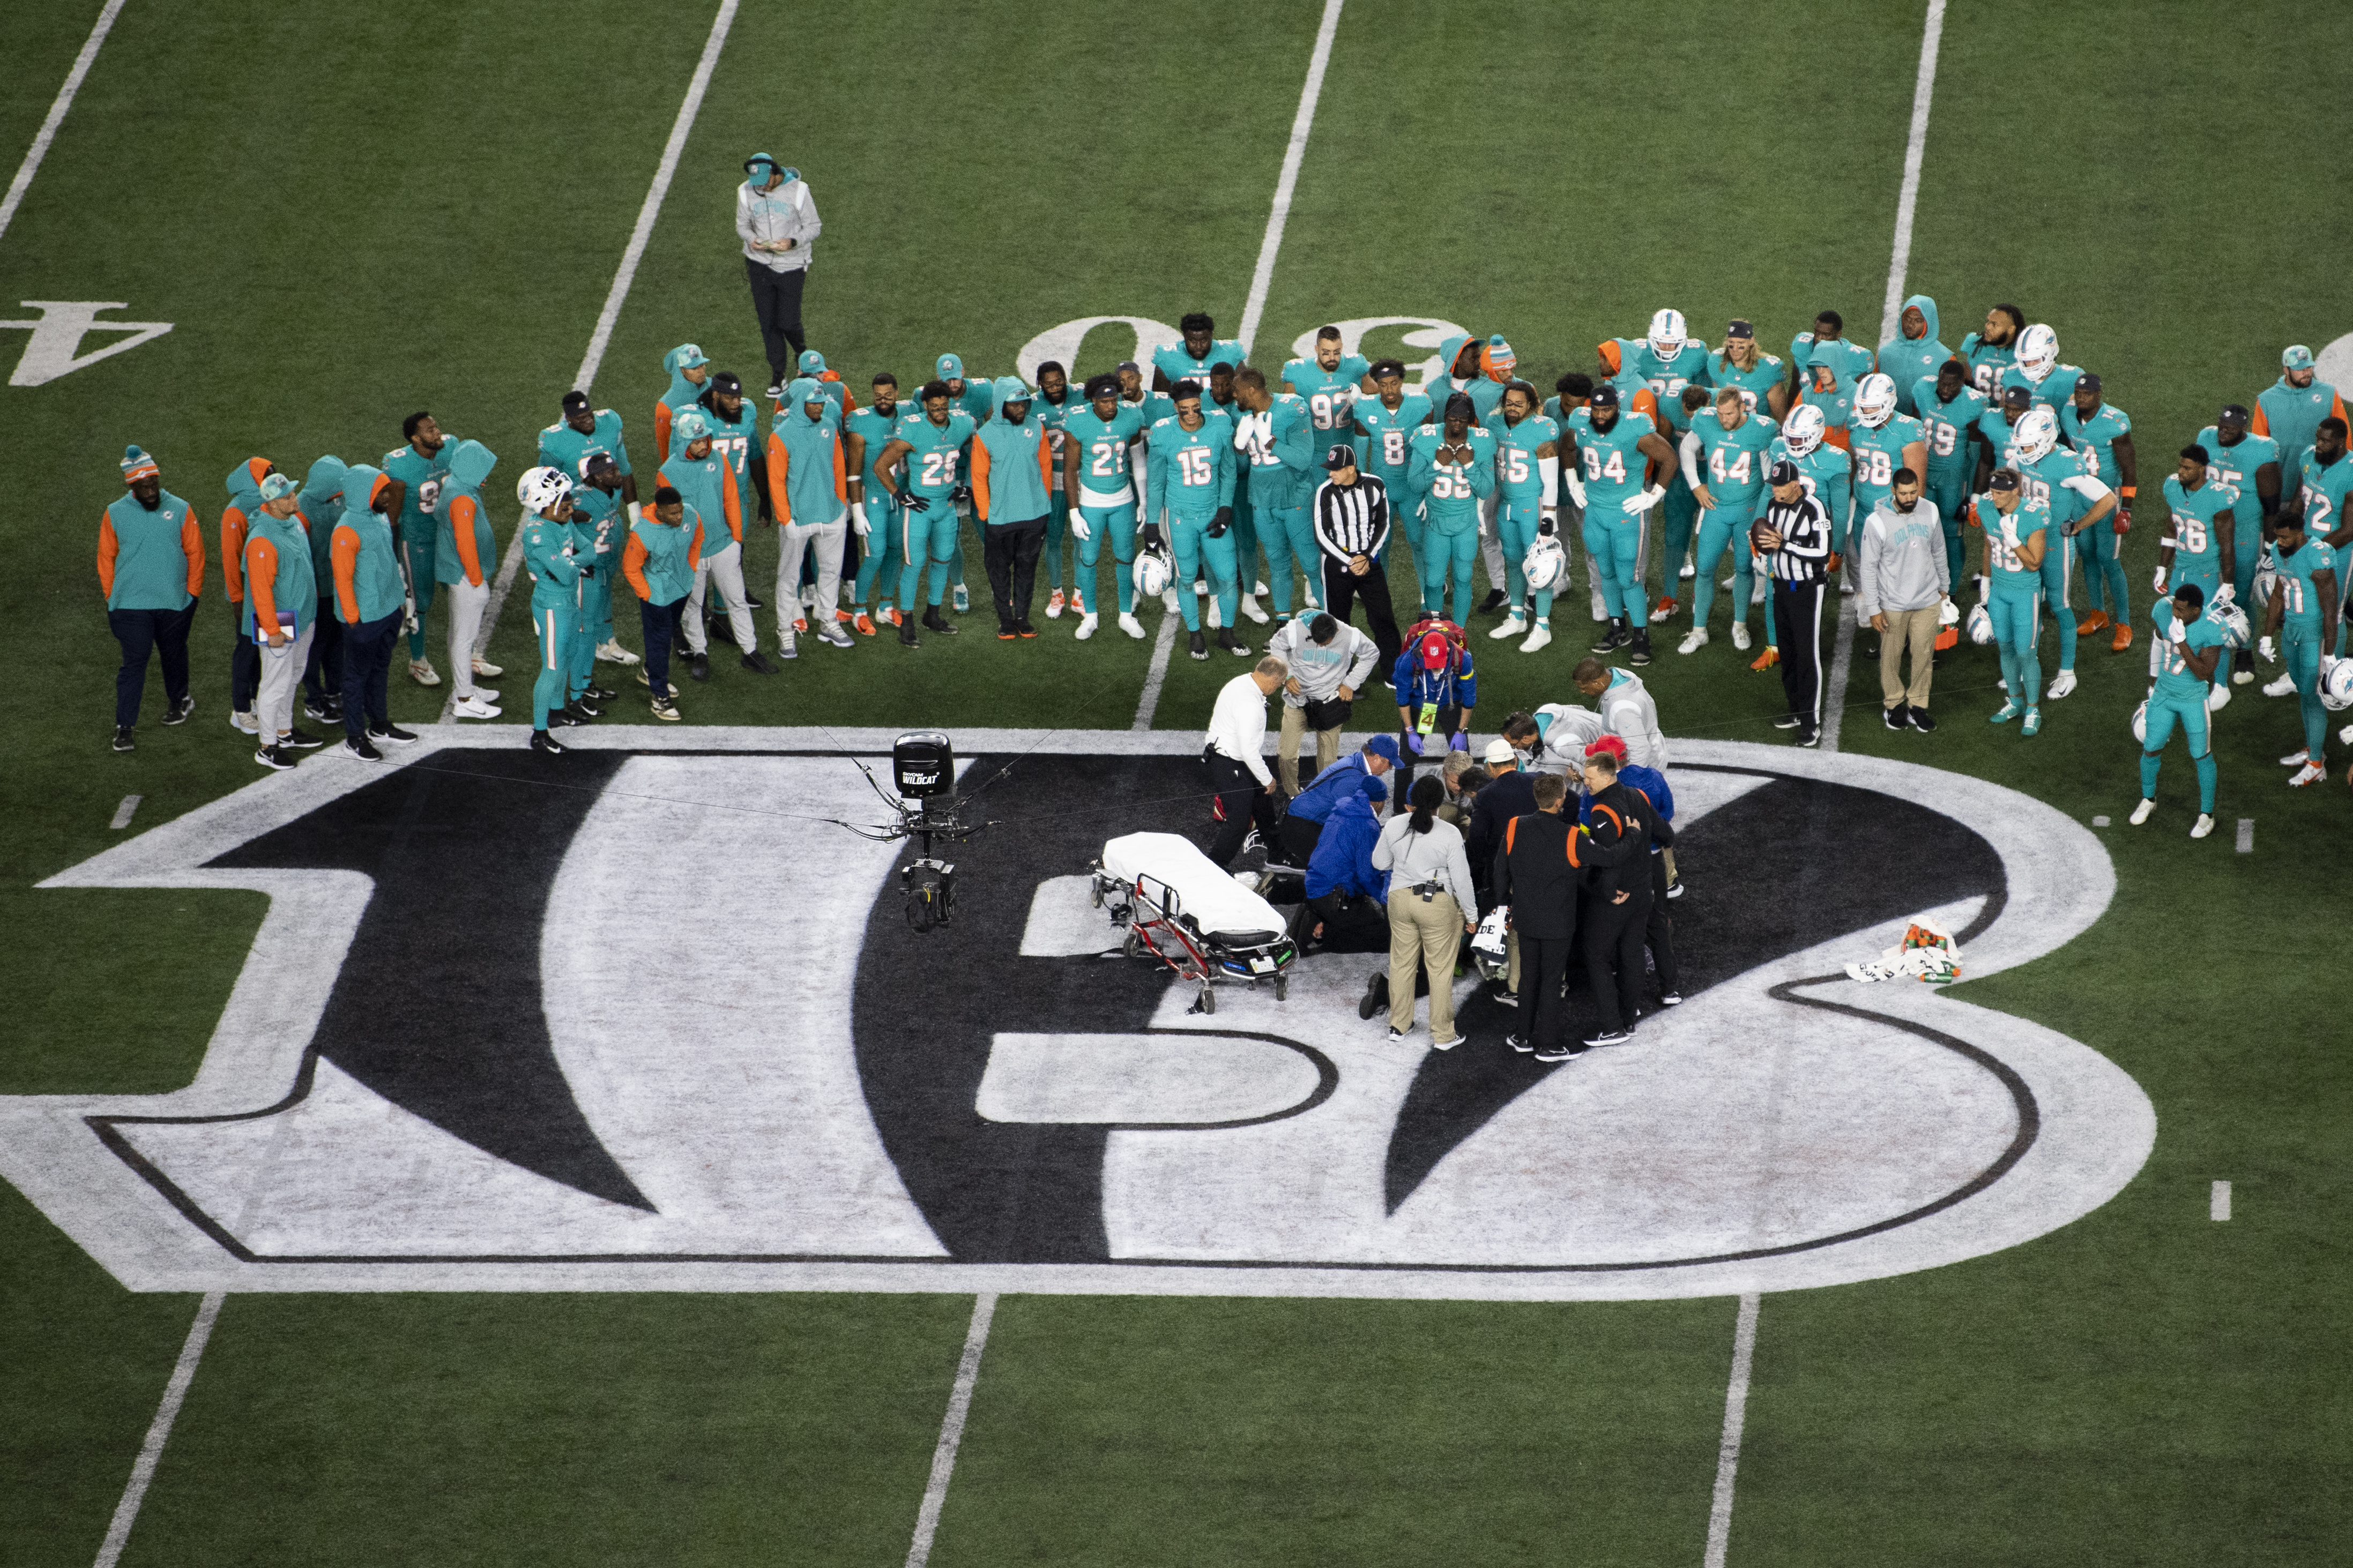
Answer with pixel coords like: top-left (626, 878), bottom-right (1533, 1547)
top-left (2281, 748), bottom-right (2311, 766)
top-left (1990, 701), bottom-right (2021, 723)
top-left (2077, 610), bottom-right (2110, 636)
top-left (1241, 593), bottom-right (1270, 624)
top-left (1648, 595), bottom-right (1678, 624)
top-left (2110, 622), bottom-right (2134, 653)
top-left (1679, 627), bottom-right (1710, 654)
top-left (2046, 669), bottom-right (2078, 700)
top-left (2289, 761), bottom-right (2325, 787)
top-left (1118, 613), bottom-right (1147, 640)
top-left (1749, 645), bottom-right (1778, 670)
top-left (854, 612), bottom-right (877, 637)
top-left (2128, 797), bottom-right (2155, 825)
top-left (1730, 622), bottom-right (1751, 651)
top-left (2206, 683), bottom-right (2231, 712)
top-left (1490, 610), bottom-right (1528, 640)
top-left (408, 658), bottom-right (441, 687)
top-left (2020, 708), bottom-right (2042, 736)
top-left (1045, 588), bottom-right (1065, 619)
top-left (1520, 621), bottom-right (1553, 654)
top-left (1074, 613), bottom-right (1098, 640)
top-left (2190, 813), bottom-right (2215, 839)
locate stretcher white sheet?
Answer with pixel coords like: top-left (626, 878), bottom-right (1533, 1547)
top-left (1101, 832), bottom-right (1285, 939)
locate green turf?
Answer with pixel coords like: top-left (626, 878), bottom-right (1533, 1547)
top-left (4, 0), bottom-right (2350, 1563)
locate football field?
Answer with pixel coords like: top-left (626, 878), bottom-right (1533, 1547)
top-left (4, 2), bottom-right (2351, 1564)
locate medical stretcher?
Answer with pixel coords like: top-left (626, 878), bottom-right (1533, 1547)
top-left (1090, 832), bottom-right (1299, 1014)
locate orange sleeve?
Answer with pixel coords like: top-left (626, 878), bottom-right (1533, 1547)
top-left (765, 434), bottom-right (792, 527)
top-left (182, 509), bottom-right (206, 597)
top-left (2335, 393), bottom-right (2349, 427)
top-left (655, 402), bottom-right (673, 464)
top-left (722, 461), bottom-right (743, 541)
top-left (622, 531), bottom-right (651, 599)
top-left (247, 536), bottom-right (280, 629)
top-left (1036, 429), bottom-right (1054, 493)
top-left (98, 514), bottom-right (119, 598)
top-left (331, 526), bottom-right (362, 622)
top-left (2251, 402), bottom-right (2271, 438)
top-left (690, 518), bottom-right (705, 563)
top-left (221, 506), bottom-right (248, 600)
top-left (969, 437), bottom-right (994, 520)
top-left (449, 495), bottom-right (485, 585)
top-left (831, 435), bottom-right (849, 503)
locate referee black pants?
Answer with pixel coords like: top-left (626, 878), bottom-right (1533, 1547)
top-left (1205, 746), bottom-right (1281, 867)
top-left (1583, 884), bottom-right (1651, 1033)
top-left (1322, 556), bottom-right (1402, 668)
top-left (1773, 579), bottom-right (1827, 734)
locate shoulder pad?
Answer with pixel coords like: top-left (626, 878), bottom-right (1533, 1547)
top-left (382, 447), bottom-right (405, 465)
top-left (541, 422), bottom-right (565, 436)
top-left (596, 409), bottom-right (617, 421)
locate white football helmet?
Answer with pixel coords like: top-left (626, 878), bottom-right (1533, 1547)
top-left (1966, 602), bottom-right (1993, 645)
top-left (1522, 533), bottom-right (1567, 594)
top-left (1783, 402), bottom-right (1828, 457)
top-left (1853, 372), bottom-right (1898, 429)
top-left (2206, 601), bottom-right (2251, 649)
top-left (1647, 308), bottom-right (1688, 362)
top-left (2321, 658), bottom-right (2353, 711)
top-left (1133, 537), bottom-right (1173, 599)
top-left (2131, 699), bottom-right (2148, 743)
top-left (2017, 323), bottom-right (2059, 380)
top-left (2014, 406), bottom-right (2060, 465)
top-left (1938, 598), bottom-right (1962, 629)
top-left (517, 465), bottom-right (574, 514)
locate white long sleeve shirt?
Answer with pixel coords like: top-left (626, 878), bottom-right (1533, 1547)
top-left (1206, 673), bottom-right (1274, 785)
top-left (1596, 669), bottom-right (1666, 770)
top-left (738, 178), bottom-right (821, 272)
top-left (1372, 814), bottom-right (1475, 913)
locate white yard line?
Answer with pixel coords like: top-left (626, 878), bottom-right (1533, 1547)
top-left (1826, 0), bottom-right (1947, 755)
top-left (2234, 818), bottom-right (2254, 854)
top-left (903, 1291), bottom-right (1000, 1568)
top-left (0, 0), bottom-right (128, 247)
top-left (92, 1290), bottom-right (224, 1568)
top-left (109, 793), bottom-right (141, 829)
top-left (1133, 0), bottom-right (1343, 730)
top-left (2210, 1180), bottom-right (2232, 1221)
top-left (1701, 1291), bottom-right (1762, 1568)
top-left (442, 0), bottom-right (740, 724)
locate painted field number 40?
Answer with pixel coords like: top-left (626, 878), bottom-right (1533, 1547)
top-left (0, 300), bottom-right (172, 386)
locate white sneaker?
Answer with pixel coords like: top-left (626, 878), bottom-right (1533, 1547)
top-left (1045, 589), bottom-right (1066, 619)
top-left (2045, 669), bottom-right (2078, 700)
top-left (2190, 813), bottom-right (2215, 839)
top-left (1679, 626), bottom-right (1710, 654)
top-left (2281, 748), bottom-right (2311, 766)
top-left (468, 687), bottom-right (500, 702)
top-left (593, 640), bottom-right (637, 666)
top-left (408, 658), bottom-right (441, 687)
top-left (1119, 613), bottom-right (1147, 640)
top-left (1520, 621), bottom-right (1552, 654)
top-left (1254, 579), bottom-right (1270, 594)
top-left (2289, 761), bottom-right (2325, 787)
top-left (451, 695), bottom-right (502, 719)
top-left (1679, 561), bottom-right (1696, 579)
top-left (2128, 798), bottom-right (2156, 826)
top-left (2206, 683), bottom-right (2231, 712)
top-left (1838, 581), bottom-right (1856, 597)
top-left (780, 629), bottom-right (798, 660)
top-left (2341, 722), bottom-right (2353, 745)
top-left (1241, 593), bottom-right (1269, 624)
top-left (1490, 610), bottom-right (1528, 640)
top-left (1750, 579), bottom-right (1769, 605)
top-left (820, 620), bottom-right (853, 648)
top-left (2262, 671), bottom-right (2297, 697)
top-left (1591, 598), bottom-right (1609, 622)
top-left (1731, 622), bottom-right (1752, 651)
top-left (1207, 597), bottom-right (1222, 629)
top-left (229, 709), bottom-right (259, 735)
top-left (1075, 613), bottom-right (1098, 640)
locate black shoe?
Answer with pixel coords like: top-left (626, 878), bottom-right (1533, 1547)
top-left (1884, 705), bottom-right (1909, 730)
top-left (549, 708), bottom-right (586, 728)
top-left (1533, 1042), bottom-right (1588, 1062)
top-left (1586, 1028), bottom-right (1633, 1048)
top-left (530, 729), bottom-right (567, 755)
top-left (690, 653), bottom-right (710, 682)
top-left (1795, 727), bottom-right (1821, 748)
top-left (1189, 631), bottom-right (1209, 661)
top-left (1478, 588), bottom-right (1509, 615)
top-left (585, 685), bottom-right (616, 702)
top-left (1591, 618), bottom-right (1629, 653)
top-left (1771, 713), bottom-right (1803, 730)
top-left (303, 698), bottom-right (336, 722)
top-left (922, 607), bottom-right (959, 636)
top-left (1358, 973), bottom-right (1388, 1020)
top-left (1908, 706), bottom-right (1937, 733)
top-left (1864, 640), bottom-right (1881, 660)
top-left (111, 725), bottom-right (135, 752)
top-left (162, 695), bottom-right (194, 726)
top-left (1507, 1033), bottom-right (1535, 1054)
top-left (568, 698), bottom-right (602, 719)
top-left (1486, 979), bottom-right (1514, 1005)
top-left (997, 619), bottom-right (1018, 640)
top-left (744, 591), bottom-right (765, 610)
top-left (1629, 630), bottom-right (1652, 666)
top-left (899, 618), bottom-right (920, 647)
top-left (254, 744), bottom-right (296, 771)
top-left (1016, 618), bottom-right (1039, 639)
top-left (1659, 990), bottom-right (1684, 1006)
top-left (282, 728), bottom-right (326, 749)
top-left (369, 724), bottom-right (418, 745)
top-left (741, 650), bottom-right (779, 674)
top-left (1218, 628), bottom-right (1249, 657)
top-left (346, 735), bottom-right (383, 761)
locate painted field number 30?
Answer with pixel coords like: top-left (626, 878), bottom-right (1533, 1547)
top-left (0, 301), bottom-right (173, 387)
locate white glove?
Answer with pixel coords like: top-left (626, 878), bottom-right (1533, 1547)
top-left (2212, 582), bottom-right (2235, 607)
top-left (1069, 511), bottom-right (1092, 543)
top-left (627, 501), bottom-right (643, 526)
top-left (850, 501), bottom-right (869, 537)
top-left (2258, 634), bottom-right (2276, 664)
top-left (1621, 483), bottom-right (1666, 516)
top-left (1566, 473), bottom-right (1588, 510)
top-left (1999, 515), bottom-right (2022, 550)
top-left (2153, 566), bottom-right (2168, 592)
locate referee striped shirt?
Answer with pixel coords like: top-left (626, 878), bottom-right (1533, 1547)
top-left (1762, 493), bottom-right (1833, 584)
top-left (1312, 474), bottom-right (1390, 562)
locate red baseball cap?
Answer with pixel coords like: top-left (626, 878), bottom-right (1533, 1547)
top-left (1418, 630), bottom-right (1451, 670)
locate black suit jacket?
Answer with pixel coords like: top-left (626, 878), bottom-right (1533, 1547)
top-left (1465, 766), bottom-right (1538, 906)
top-left (1490, 810), bottom-right (1582, 939)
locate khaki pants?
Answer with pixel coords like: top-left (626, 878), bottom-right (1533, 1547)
top-left (1277, 703), bottom-right (1343, 795)
top-left (1388, 887), bottom-right (1465, 1042)
top-left (1879, 603), bottom-right (1940, 710)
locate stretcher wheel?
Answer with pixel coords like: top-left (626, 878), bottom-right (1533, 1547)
top-left (1199, 985), bottom-right (1216, 1015)
top-left (1274, 975), bottom-right (1287, 1002)
top-left (1090, 880), bottom-right (1103, 908)
top-left (1122, 931), bottom-right (1142, 959)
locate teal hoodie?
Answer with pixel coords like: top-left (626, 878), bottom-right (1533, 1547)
top-left (1877, 295), bottom-right (1947, 417)
top-left (434, 440), bottom-right (498, 586)
top-left (769, 394), bottom-right (850, 528)
top-left (299, 456), bottom-right (349, 593)
top-left (661, 345), bottom-right (707, 415)
top-left (974, 387), bottom-right (1052, 523)
top-left (332, 464), bottom-right (407, 624)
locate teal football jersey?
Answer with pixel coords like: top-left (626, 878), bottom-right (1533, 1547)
top-left (1975, 406), bottom-right (2026, 469)
top-left (1709, 352), bottom-right (1783, 416)
top-left (2019, 446), bottom-right (2101, 534)
top-left (1144, 414), bottom-right (1237, 522)
top-left (1850, 412), bottom-right (1925, 503)
top-left (1972, 495), bottom-right (2049, 592)
top-left (2162, 474), bottom-right (2238, 580)
top-left (1034, 387), bottom-right (1082, 493)
top-left (1408, 423), bottom-right (1497, 530)
top-left (1484, 409), bottom-right (1559, 502)
top-left (846, 402), bottom-right (906, 494)
top-left (379, 440), bottom-right (453, 540)
top-left (897, 409), bottom-right (978, 497)
top-left (2296, 450), bottom-right (2353, 540)
top-left (1913, 379), bottom-right (1989, 473)
top-left (538, 409), bottom-right (631, 482)
top-left (2000, 362), bottom-right (2084, 413)
top-left (1565, 407), bottom-right (1657, 506)
top-left (1283, 352), bottom-right (1371, 434)
top-left (1768, 436), bottom-right (1848, 508)
top-left (2273, 536), bottom-right (2333, 628)
top-left (1693, 409), bottom-right (1780, 511)
top-left (2257, 376), bottom-right (2345, 484)
top-left (1359, 391), bottom-right (1432, 482)
top-left (1959, 332), bottom-right (2016, 403)
top-left (2058, 399), bottom-right (2132, 488)
top-left (1064, 403), bottom-right (1148, 500)
top-left (2151, 604), bottom-right (2226, 699)
top-left (1152, 339), bottom-right (1249, 391)
top-left (1627, 340), bottom-right (1713, 435)
top-left (2193, 429), bottom-right (2279, 516)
